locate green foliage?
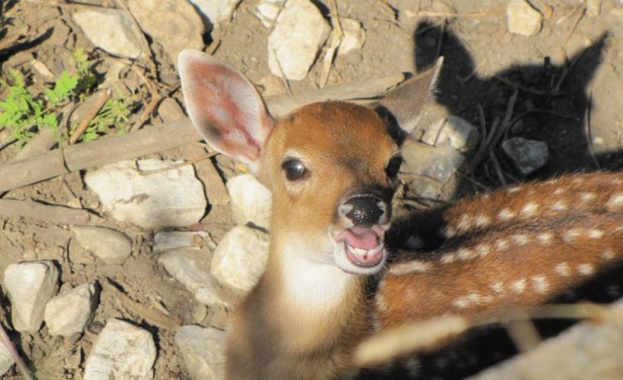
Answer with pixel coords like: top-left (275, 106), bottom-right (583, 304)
top-left (0, 49), bottom-right (133, 148)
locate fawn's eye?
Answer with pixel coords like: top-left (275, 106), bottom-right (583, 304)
top-left (386, 156), bottom-right (403, 178)
top-left (282, 159), bottom-right (308, 181)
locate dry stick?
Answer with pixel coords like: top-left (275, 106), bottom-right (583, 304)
top-left (0, 73), bottom-right (406, 193)
top-left (139, 150), bottom-right (219, 175)
top-left (415, 7), bottom-right (505, 19)
top-left (584, 89), bottom-right (601, 169)
top-left (0, 199), bottom-right (101, 225)
top-left (0, 322), bottom-right (33, 380)
top-left (69, 89), bottom-right (112, 145)
top-left (129, 67), bottom-right (163, 132)
top-left (319, 0), bottom-right (344, 88)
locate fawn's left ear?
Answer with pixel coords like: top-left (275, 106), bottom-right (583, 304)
top-left (377, 57), bottom-right (443, 136)
top-left (178, 50), bottom-right (274, 172)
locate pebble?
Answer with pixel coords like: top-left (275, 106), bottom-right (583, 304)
top-left (83, 319), bottom-right (156, 380)
top-left (267, 0), bottom-right (331, 80)
top-left (502, 137), bottom-right (549, 175)
top-left (188, 0), bottom-right (243, 29)
top-left (72, 226), bottom-right (132, 265)
top-left (211, 225), bottom-right (269, 293)
top-left (507, 0), bottom-right (543, 36)
top-left (159, 251), bottom-right (229, 308)
top-left (255, 0), bottom-right (285, 28)
top-left (85, 159), bottom-right (207, 229)
top-left (154, 231), bottom-right (214, 253)
top-left (73, 9), bottom-right (148, 59)
top-left (128, 0), bottom-right (204, 64)
top-left (227, 174), bottom-right (272, 229)
top-left (44, 282), bottom-right (99, 337)
top-left (420, 116), bottom-right (480, 152)
top-left (175, 325), bottom-right (227, 380)
top-left (4, 261), bottom-right (59, 333)
top-left (338, 18), bottom-right (367, 56)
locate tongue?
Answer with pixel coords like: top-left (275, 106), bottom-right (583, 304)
top-left (341, 226), bottom-right (381, 250)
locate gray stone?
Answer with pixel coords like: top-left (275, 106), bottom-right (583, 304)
top-left (73, 9), bottom-right (148, 59)
top-left (84, 319), bottom-right (156, 380)
top-left (267, 0), bottom-right (331, 80)
top-left (420, 116), bottom-right (480, 152)
top-left (338, 18), bottom-right (366, 56)
top-left (128, 0), bottom-right (204, 65)
top-left (175, 325), bottom-right (227, 380)
top-left (188, 0), bottom-right (242, 29)
top-left (401, 140), bottom-right (466, 185)
top-left (507, 0), bottom-right (543, 36)
top-left (154, 231), bottom-right (214, 253)
top-left (211, 226), bottom-right (269, 293)
top-left (502, 137), bottom-right (549, 175)
top-left (85, 159), bottom-right (207, 229)
top-left (227, 174), bottom-right (272, 229)
top-left (44, 282), bottom-right (98, 337)
top-left (72, 226), bottom-right (132, 264)
top-left (4, 261), bottom-right (59, 333)
top-left (255, 0), bottom-right (285, 28)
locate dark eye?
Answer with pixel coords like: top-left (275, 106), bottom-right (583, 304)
top-left (386, 156), bottom-right (403, 178)
top-left (282, 159), bottom-right (308, 181)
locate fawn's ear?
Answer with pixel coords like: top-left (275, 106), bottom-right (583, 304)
top-left (378, 57), bottom-right (443, 135)
top-left (178, 50), bottom-right (273, 171)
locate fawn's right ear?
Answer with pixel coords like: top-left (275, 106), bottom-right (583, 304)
top-left (178, 50), bottom-right (274, 172)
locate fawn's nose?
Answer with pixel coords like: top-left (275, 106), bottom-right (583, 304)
top-left (340, 195), bottom-right (387, 227)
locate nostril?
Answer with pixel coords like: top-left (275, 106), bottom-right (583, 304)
top-left (344, 196), bottom-right (386, 226)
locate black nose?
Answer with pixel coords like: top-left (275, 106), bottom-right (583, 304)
top-left (342, 195), bottom-right (386, 227)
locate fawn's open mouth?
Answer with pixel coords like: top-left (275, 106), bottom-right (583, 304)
top-left (331, 225), bottom-right (387, 274)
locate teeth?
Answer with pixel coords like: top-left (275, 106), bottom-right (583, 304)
top-left (350, 244), bottom-right (383, 258)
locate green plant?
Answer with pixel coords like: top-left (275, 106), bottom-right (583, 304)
top-left (76, 94), bottom-right (133, 142)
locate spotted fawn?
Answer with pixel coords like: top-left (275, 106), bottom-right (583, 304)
top-left (178, 50), bottom-right (623, 379)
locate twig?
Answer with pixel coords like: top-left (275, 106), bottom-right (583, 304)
top-left (129, 67), bottom-right (163, 132)
top-left (138, 150), bottom-right (219, 175)
top-left (69, 89), bottom-right (112, 144)
top-left (488, 151), bottom-right (508, 186)
top-left (412, 7), bottom-right (505, 19)
top-left (0, 321), bottom-right (33, 380)
top-left (0, 199), bottom-right (101, 225)
top-left (319, 0), bottom-right (344, 87)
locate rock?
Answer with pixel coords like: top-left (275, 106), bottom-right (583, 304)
top-left (159, 251), bottom-right (229, 307)
top-left (188, 0), bottom-right (243, 29)
top-left (267, 0), bottom-right (331, 80)
top-left (227, 174), bottom-right (272, 229)
top-left (73, 9), bottom-right (148, 59)
top-left (44, 282), bottom-right (99, 337)
top-left (586, 0), bottom-right (602, 17)
top-left (83, 319), bottom-right (156, 380)
top-left (420, 116), bottom-right (480, 152)
top-left (4, 261), bottom-right (59, 333)
top-left (157, 97), bottom-right (186, 123)
top-left (507, 0), bottom-right (543, 36)
top-left (338, 18), bottom-right (366, 55)
top-left (502, 137), bottom-right (549, 175)
top-left (255, 0), bottom-right (285, 28)
top-left (154, 231), bottom-right (214, 253)
top-left (401, 141), bottom-right (466, 185)
top-left (211, 226), bottom-right (269, 293)
top-left (128, 0), bottom-right (204, 65)
top-left (175, 325), bottom-right (227, 380)
top-left (85, 159), bottom-right (207, 229)
top-left (72, 226), bottom-right (132, 265)
top-left (0, 340), bottom-right (14, 377)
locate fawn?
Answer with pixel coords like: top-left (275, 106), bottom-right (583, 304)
top-left (178, 50), bottom-right (623, 379)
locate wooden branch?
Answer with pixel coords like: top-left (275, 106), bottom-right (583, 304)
top-left (0, 73), bottom-right (405, 193)
top-left (0, 199), bottom-right (102, 225)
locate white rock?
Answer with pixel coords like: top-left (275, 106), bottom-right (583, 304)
top-left (227, 174), bottom-right (272, 229)
top-left (502, 137), bottom-right (549, 175)
top-left (175, 325), bottom-right (227, 380)
top-left (255, 0), bottom-right (285, 28)
top-left (128, 0), bottom-right (204, 64)
top-left (154, 231), bottom-right (213, 253)
top-left (0, 341), bottom-right (14, 377)
top-left (84, 319), bottom-right (156, 380)
top-left (4, 261), bottom-right (59, 333)
top-left (44, 282), bottom-right (98, 337)
top-left (420, 116), bottom-right (480, 152)
top-left (85, 159), bottom-right (207, 229)
top-left (338, 18), bottom-right (366, 55)
top-left (267, 0), bottom-right (331, 80)
top-left (507, 0), bottom-right (543, 36)
top-left (211, 226), bottom-right (269, 293)
top-left (188, 0), bottom-right (242, 29)
top-left (73, 226), bottom-right (132, 264)
top-left (73, 9), bottom-right (148, 59)
top-left (159, 251), bottom-right (229, 307)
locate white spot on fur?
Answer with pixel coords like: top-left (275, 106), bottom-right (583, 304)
top-left (577, 263), bottom-right (595, 276)
top-left (495, 239), bottom-right (509, 251)
top-left (444, 226), bottom-right (456, 238)
top-left (457, 214), bottom-right (473, 231)
top-left (602, 250), bottom-right (616, 260)
top-left (520, 202), bottom-right (539, 217)
top-left (476, 244), bottom-right (491, 258)
top-left (512, 279), bottom-right (527, 293)
top-left (555, 262), bottom-right (571, 277)
top-left (475, 214), bottom-right (491, 228)
top-left (441, 254), bottom-right (456, 264)
top-left (376, 294), bottom-right (388, 312)
top-left (563, 229), bottom-right (582, 243)
top-left (490, 281), bottom-right (504, 294)
top-left (457, 249), bottom-right (475, 261)
top-left (531, 276), bottom-right (550, 294)
top-left (497, 208), bottom-right (516, 221)
top-left (607, 193), bottom-right (623, 208)
top-left (389, 260), bottom-right (433, 275)
top-left (587, 229), bottom-right (605, 239)
top-left (553, 188), bottom-right (565, 195)
top-left (550, 201), bottom-right (567, 211)
top-left (453, 298), bottom-right (469, 309)
top-left (507, 187), bottom-right (522, 193)
top-left (580, 192), bottom-right (596, 202)
top-left (511, 234), bottom-right (530, 246)
top-left (537, 232), bottom-right (554, 244)
top-left (467, 293), bottom-right (481, 303)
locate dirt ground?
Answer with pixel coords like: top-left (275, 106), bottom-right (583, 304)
top-left (1, 0), bottom-right (623, 379)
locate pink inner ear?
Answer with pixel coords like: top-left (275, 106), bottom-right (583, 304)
top-left (179, 51), bottom-right (273, 168)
